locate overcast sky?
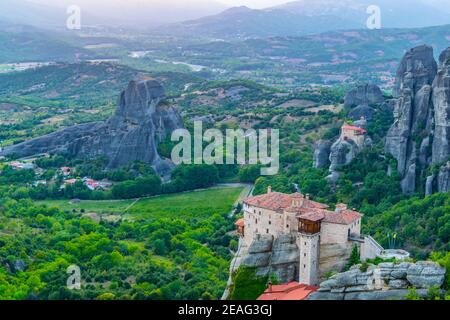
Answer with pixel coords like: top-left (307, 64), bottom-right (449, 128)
top-left (220, 0), bottom-right (288, 8)
top-left (31, 0), bottom-right (290, 9)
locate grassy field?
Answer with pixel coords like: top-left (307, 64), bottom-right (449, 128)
top-left (37, 187), bottom-right (244, 220)
top-left (37, 199), bottom-right (135, 214)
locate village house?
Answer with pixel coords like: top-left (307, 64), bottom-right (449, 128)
top-left (340, 124), bottom-right (366, 147)
top-left (60, 167), bottom-right (72, 177)
top-left (236, 187), bottom-right (382, 286)
top-left (8, 161), bottom-right (35, 170)
top-left (60, 177), bottom-right (112, 191)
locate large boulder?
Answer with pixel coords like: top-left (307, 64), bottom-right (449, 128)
top-left (406, 261), bottom-right (446, 289)
top-left (344, 84), bottom-right (384, 110)
top-left (329, 138), bottom-right (360, 172)
top-left (348, 104), bottom-right (376, 121)
top-left (309, 261), bottom-right (445, 300)
top-left (0, 79), bottom-right (184, 176)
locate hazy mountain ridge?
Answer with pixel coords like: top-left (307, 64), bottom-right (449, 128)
top-left (1, 0), bottom-right (228, 29)
top-left (161, 0), bottom-right (450, 39)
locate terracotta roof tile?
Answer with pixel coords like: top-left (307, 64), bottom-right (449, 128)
top-left (257, 282), bottom-right (318, 300)
top-left (244, 192), bottom-right (328, 212)
top-left (235, 218), bottom-right (244, 227)
top-left (245, 192), bottom-right (361, 225)
top-left (342, 124), bottom-right (367, 134)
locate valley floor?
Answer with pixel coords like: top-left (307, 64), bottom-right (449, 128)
top-left (37, 186), bottom-right (244, 220)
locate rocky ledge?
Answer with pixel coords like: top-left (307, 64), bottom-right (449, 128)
top-left (308, 261), bottom-right (445, 300)
top-left (241, 234), bottom-right (300, 283)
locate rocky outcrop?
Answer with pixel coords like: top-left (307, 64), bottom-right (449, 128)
top-left (432, 48), bottom-right (450, 192)
top-left (385, 45), bottom-right (438, 195)
top-left (313, 140), bottom-right (332, 168)
top-left (308, 261), bottom-right (445, 300)
top-left (326, 135), bottom-right (371, 183)
top-left (0, 79), bottom-right (184, 176)
top-left (323, 83), bottom-right (382, 183)
top-left (425, 175), bottom-right (435, 196)
top-left (344, 84), bottom-right (384, 110)
top-left (329, 139), bottom-right (360, 172)
top-left (348, 104), bottom-right (375, 121)
top-left (437, 163), bottom-right (450, 192)
top-left (241, 234), bottom-right (299, 283)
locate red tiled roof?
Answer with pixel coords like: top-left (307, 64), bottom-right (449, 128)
top-left (323, 209), bottom-right (362, 225)
top-left (296, 209), bottom-right (326, 222)
top-left (257, 282), bottom-right (318, 301)
top-left (235, 218), bottom-right (244, 227)
top-left (296, 208), bottom-right (361, 225)
top-left (245, 192), bottom-right (361, 225)
top-left (244, 192), bottom-right (328, 212)
top-left (342, 124), bottom-right (367, 134)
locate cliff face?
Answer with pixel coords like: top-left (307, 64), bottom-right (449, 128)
top-left (385, 45), bottom-right (437, 195)
top-left (1, 79), bottom-right (183, 176)
top-left (344, 84), bottom-right (384, 110)
top-left (432, 48), bottom-right (450, 192)
top-left (313, 140), bottom-right (332, 169)
top-left (385, 45), bottom-right (450, 195)
top-left (240, 234), bottom-right (300, 283)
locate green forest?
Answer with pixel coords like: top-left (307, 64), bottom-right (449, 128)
top-left (0, 187), bottom-right (242, 300)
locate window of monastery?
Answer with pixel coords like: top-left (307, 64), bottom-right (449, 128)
top-left (269, 221), bottom-right (271, 225)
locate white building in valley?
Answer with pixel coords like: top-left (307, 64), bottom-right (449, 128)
top-left (236, 187), bottom-right (379, 286)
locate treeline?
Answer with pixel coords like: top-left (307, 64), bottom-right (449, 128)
top-left (364, 192), bottom-right (450, 258)
top-left (0, 161), bottom-right (225, 201)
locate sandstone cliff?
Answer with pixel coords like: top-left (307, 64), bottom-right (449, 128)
top-left (344, 84), bottom-right (384, 110)
top-left (313, 140), bottom-right (332, 169)
top-left (385, 45), bottom-right (450, 195)
top-left (431, 48), bottom-right (450, 193)
top-left (385, 45), bottom-right (437, 195)
top-left (240, 234), bottom-right (300, 283)
top-left (0, 79), bottom-right (184, 176)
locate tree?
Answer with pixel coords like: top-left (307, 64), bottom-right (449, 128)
top-left (238, 165), bottom-right (261, 183)
top-left (345, 245), bottom-right (360, 271)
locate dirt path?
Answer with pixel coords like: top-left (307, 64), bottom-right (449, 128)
top-left (227, 183), bottom-right (254, 218)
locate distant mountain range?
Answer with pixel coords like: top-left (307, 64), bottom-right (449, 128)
top-left (0, 0), bottom-right (228, 29)
top-left (161, 0), bottom-right (450, 39)
top-left (2, 0), bottom-right (450, 34)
